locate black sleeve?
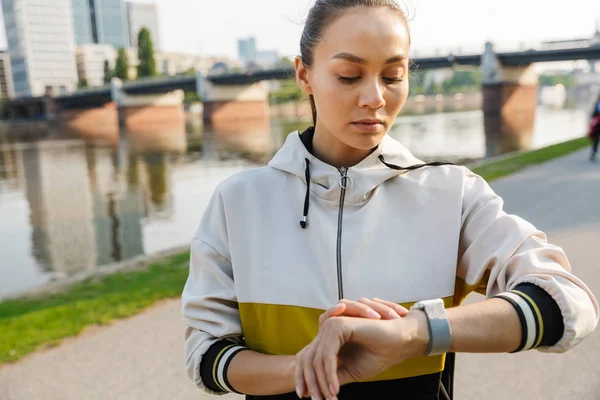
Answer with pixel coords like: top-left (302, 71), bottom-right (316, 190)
top-left (493, 282), bottom-right (564, 352)
top-left (199, 339), bottom-right (248, 394)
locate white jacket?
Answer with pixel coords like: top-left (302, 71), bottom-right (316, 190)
top-left (182, 131), bottom-right (599, 392)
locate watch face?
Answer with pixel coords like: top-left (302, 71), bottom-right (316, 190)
top-left (427, 303), bottom-right (447, 319)
top-left (421, 299), bottom-right (446, 317)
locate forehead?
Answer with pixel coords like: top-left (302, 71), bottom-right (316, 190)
top-left (315, 7), bottom-right (410, 63)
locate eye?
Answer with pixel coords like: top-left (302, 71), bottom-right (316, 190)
top-left (338, 76), bottom-right (360, 84)
top-left (382, 77), bottom-right (404, 84)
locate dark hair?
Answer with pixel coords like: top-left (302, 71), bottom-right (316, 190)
top-left (300, 0), bottom-right (411, 125)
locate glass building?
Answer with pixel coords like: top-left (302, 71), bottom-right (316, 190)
top-left (1, 0), bottom-right (78, 97)
top-left (71, 0), bottom-right (130, 49)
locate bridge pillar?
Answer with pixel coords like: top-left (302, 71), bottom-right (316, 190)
top-left (196, 71), bottom-right (270, 124)
top-left (481, 42), bottom-right (538, 157)
top-left (111, 77), bottom-right (185, 129)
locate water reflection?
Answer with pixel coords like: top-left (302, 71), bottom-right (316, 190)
top-left (483, 112), bottom-right (535, 157)
top-left (0, 119), bottom-right (189, 295)
top-left (0, 106), bottom-right (589, 297)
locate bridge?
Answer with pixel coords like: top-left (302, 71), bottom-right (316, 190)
top-left (3, 39), bottom-right (600, 134)
top-left (53, 41), bottom-right (600, 108)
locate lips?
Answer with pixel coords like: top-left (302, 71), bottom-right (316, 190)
top-left (351, 119), bottom-right (385, 132)
top-left (352, 119), bottom-right (384, 125)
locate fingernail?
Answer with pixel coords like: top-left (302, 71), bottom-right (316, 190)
top-left (296, 386), bottom-right (302, 398)
top-left (368, 310), bottom-right (381, 318)
top-left (329, 384), bottom-right (336, 395)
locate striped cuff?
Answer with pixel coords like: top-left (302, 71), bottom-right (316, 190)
top-left (493, 283), bottom-right (564, 352)
top-left (199, 339), bottom-right (247, 394)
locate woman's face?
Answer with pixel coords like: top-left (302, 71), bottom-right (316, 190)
top-left (297, 7), bottom-right (411, 152)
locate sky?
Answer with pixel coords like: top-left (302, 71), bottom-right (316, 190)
top-left (0, 0), bottom-right (598, 61)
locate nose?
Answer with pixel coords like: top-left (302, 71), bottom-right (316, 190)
top-left (358, 78), bottom-right (386, 110)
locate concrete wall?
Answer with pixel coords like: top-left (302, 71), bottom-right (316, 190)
top-left (203, 100), bottom-right (269, 123)
top-left (57, 102), bottom-right (119, 144)
top-left (269, 100), bottom-right (312, 120)
top-left (482, 83), bottom-right (538, 116)
top-left (120, 105), bottom-right (185, 129)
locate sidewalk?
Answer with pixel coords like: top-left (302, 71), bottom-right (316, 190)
top-left (1, 149), bottom-right (599, 400)
top-left (454, 148), bottom-right (600, 400)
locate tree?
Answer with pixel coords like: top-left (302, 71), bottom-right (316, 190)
top-left (268, 79), bottom-right (305, 104)
top-left (409, 71), bottom-right (427, 95)
top-left (278, 56), bottom-right (294, 69)
top-left (137, 28), bottom-right (156, 78)
top-left (114, 48), bottom-right (129, 80)
top-left (103, 60), bottom-right (113, 84)
top-left (184, 91), bottom-right (201, 104)
top-left (78, 78), bottom-right (89, 88)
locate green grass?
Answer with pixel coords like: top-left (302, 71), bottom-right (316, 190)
top-left (0, 252), bottom-right (190, 365)
top-left (0, 136), bottom-right (591, 366)
top-left (472, 137), bottom-right (590, 182)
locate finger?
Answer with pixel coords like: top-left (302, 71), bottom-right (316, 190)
top-left (319, 303), bottom-right (346, 327)
top-left (313, 335), bottom-right (337, 400)
top-left (313, 349), bottom-right (334, 399)
top-left (357, 298), bottom-right (401, 319)
top-left (372, 298), bottom-right (409, 317)
top-left (312, 321), bottom-right (340, 400)
top-left (337, 299), bottom-right (381, 319)
top-left (302, 342), bottom-right (323, 400)
top-left (320, 335), bottom-right (341, 398)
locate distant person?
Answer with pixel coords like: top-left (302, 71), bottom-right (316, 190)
top-left (590, 93), bottom-right (600, 162)
top-left (181, 1), bottom-right (599, 399)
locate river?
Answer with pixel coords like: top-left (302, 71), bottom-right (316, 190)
top-left (0, 105), bottom-right (591, 298)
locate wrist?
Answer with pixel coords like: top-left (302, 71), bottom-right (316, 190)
top-left (404, 310), bottom-right (430, 358)
top-left (286, 355), bottom-right (297, 391)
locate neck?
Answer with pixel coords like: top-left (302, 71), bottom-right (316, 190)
top-left (311, 123), bottom-right (375, 169)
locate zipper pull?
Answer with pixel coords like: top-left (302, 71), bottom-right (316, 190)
top-left (338, 167), bottom-right (353, 189)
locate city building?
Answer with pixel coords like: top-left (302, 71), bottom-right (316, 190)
top-left (2, 0), bottom-right (78, 97)
top-left (237, 36), bottom-right (280, 69)
top-left (0, 51), bottom-right (15, 99)
top-left (71, 0), bottom-right (130, 49)
top-left (76, 44), bottom-right (116, 87)
top-left (75, 45), bottom-right (240, 86)
top-left (237, 37), bottom-right (257, 66)
top-left (126, 1), bottom-right (160, 49)
top-left (126, 50), bottom-right (241, 80)
top-left (256, 50), bottom-right (280, 69)
top-left (199, 56), bottom-right (243, 76)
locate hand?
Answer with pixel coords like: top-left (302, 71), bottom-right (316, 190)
top-left (295, 312), bottom-right (429, 400)
top-left (318, 298), bottom-right (409, 327)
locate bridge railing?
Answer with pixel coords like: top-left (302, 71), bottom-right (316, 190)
top-left (410, 38), bottom-right (595, 59)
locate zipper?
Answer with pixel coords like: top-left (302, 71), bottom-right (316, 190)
top-left (336, 167), bottom-right (349, 300)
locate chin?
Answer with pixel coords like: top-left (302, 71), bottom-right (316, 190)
top-left (347, 133), bottom-right (385, 150)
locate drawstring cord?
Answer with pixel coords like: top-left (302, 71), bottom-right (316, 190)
top-left (299, 155), bottom-right (455, 229)
top-left (300, 158), bottom-right (311, 228)
top-left (378, 154), bottom-right (455, 171)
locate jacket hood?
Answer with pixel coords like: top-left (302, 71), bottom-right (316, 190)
top-left (268, 130), bottom-right (423, 204)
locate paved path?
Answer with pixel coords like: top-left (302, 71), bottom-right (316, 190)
top-left (455, 149), bottom-right (600, 400)
top-left (1, 149), bottom-right (599, 400)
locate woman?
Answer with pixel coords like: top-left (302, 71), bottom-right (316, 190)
top-left (590, 93), bottom-right (600, 161)
top-left (182, 1), bottom-right (599, 399)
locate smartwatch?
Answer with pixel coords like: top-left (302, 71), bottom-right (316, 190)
top-left (410, 298), bottom-right (452, 356)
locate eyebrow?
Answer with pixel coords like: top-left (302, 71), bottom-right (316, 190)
top-left (331, 52), bottom-right (406, 64)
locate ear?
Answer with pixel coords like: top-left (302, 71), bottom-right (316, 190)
top-left (295, 56), bottom-right (313, 95)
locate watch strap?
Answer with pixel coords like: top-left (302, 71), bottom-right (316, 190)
top-left (412, 299), bottom-right (452, 356)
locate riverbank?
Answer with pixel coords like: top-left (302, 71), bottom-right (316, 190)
top-left (0, 135), bottom-right (592, 365)
top-left (268, 92), bottom-right (483, 120)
